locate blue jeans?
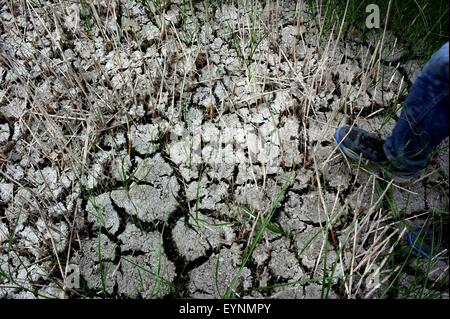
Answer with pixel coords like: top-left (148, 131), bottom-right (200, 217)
top-left (384, 42), bottom-right (449, 174)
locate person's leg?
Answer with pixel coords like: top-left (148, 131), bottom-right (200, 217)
top-left (335, 43), bottom-right (450, 259)
top-left (383, 42), bottom-right (449, 175)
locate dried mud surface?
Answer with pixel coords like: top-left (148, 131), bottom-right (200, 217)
top-left (0, 1), bottom-right (448, 299)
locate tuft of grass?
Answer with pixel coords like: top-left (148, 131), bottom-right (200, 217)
top-left (306, 0), bottom-right (448, 60)
top-left (79, 0), bottom-right (94, 35)
top-left (229, 2), bottom-right (268, 78)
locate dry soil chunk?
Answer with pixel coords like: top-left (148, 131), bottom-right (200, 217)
top-left (435, 138), bottom-right (449, 178)
top-left (304, 283), bottom-right (338, 299)
top-left (0, 123), bottom-right (9, 143)
top-left (271, 285), bottom-right (305, 299)
top-left (391, 185), bottom-right (426, 214)
top-left (118, 223), bottom-right (162, 253)
top-left (117, 253), bottom-right (176, 298)
top-left (86, 193), bottom-right (120, 235)
top-left (268, 239), bottom-right (303, 281)
top-left (172, 220), bottom-right (210, 262)
top-left (110, 180), bottom-right (179, 222)
top-left (298, 191), bottom-right (339, 224)
top-left (133, 153), bottom-right (174, 184)
top-left (278, 191), bottom-right (307, 232)
top-left (187, 244), bottom-right (251, 298)
top-left (294, 226), bottom-right (341, 278)
top-left (75, 234), bottom-right (117, 294)
top-left (0, 182), bottom-right (13, 203)
top-left (173, 212), bottom-right (235, 262)
top-left (131, 123), bottom-right (163, 155)
top-left (294, 226), bottom-right (324, 269)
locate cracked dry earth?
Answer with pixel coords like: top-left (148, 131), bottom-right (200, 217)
top-left (0, 1), bottom-right (449, 299)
